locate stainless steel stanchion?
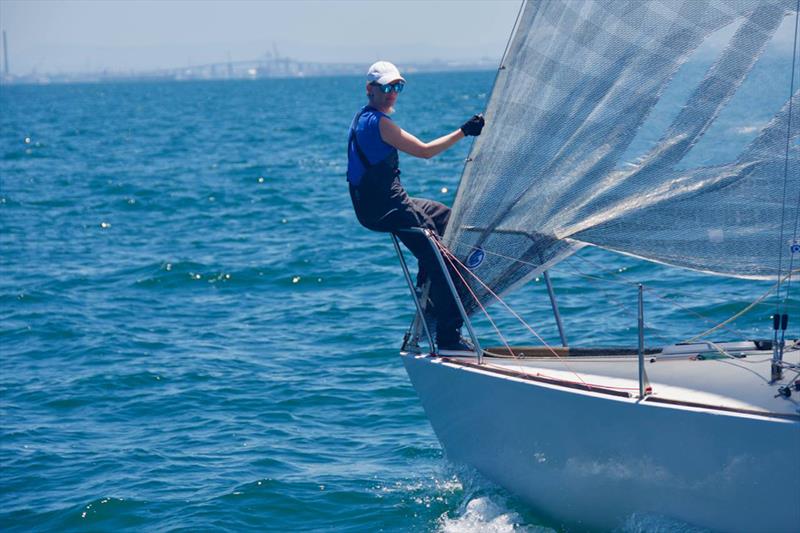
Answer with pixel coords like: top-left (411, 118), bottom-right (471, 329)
top-left (419, 229), bottom-right (484, 363)
top-left (391, 234), bottom-right (435, 352)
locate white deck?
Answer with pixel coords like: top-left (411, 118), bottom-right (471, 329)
top-left (445, 342), bottom-right (800, 418)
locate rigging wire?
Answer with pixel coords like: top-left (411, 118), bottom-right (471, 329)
top-left (684, 269), bottom-right (800, 343)
top-left (458, 0), bottom-right (524, 209)
top-left (434, 239), bottom-right (660, 393)
top-left (773, 0), bottom-right (800, 325)
top-left (431, 237), bottom-right (794, 391)
top-left (776, 0), bottom-right (800, 360)
top-left (781, 0), bottom-right (800, 304)
top-left (562, 263), bottom-right (680, 348)
top-left (435, 239), bottom-right (561, 354)
top-left (430, 236), bottom-right (590, 386)
top-left (433, 237), bottom-right (517, 359)
top-left (448, 235), bottom-right (762, 342)
top-left (499, 0), bottom-right (526, 68)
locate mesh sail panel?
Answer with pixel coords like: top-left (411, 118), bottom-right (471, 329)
top-left (445, 0), bottom-right (799, 314)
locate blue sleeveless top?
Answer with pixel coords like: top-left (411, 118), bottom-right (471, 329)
top-left (347, 106), bottom-right (395, 186)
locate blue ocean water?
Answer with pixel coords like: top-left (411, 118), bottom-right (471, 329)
top-left (0, 70), bottom-right (793, 532)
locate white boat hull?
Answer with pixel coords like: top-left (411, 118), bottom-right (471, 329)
top-left (402, 353), bottom-right (800, 532)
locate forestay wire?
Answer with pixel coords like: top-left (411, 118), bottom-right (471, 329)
top-left (499, 0), bottom-right (526, 68)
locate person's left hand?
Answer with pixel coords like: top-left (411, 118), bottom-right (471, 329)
top-left (460, 114), bottom-right (485, 136)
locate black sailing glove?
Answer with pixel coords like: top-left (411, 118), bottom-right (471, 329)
top-left (460, 114), bottom-right (485, 136)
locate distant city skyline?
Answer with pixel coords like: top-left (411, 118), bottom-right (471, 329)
top-left (0, 0), bottom-right (522, 76)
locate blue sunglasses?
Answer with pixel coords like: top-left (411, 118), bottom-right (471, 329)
top-left (372, 82), bottom-right (405, 94)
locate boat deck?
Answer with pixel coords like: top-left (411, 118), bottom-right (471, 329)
top-left (437, 341), bottom-right (800, 419)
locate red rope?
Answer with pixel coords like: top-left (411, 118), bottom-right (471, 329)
top-left (431, 235), bottom-right (591, 387)
top-left (432, 237), bottom-right (515, 358)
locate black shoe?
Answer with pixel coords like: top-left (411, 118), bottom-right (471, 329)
top-left (438, 337), bottom-right (476, 357)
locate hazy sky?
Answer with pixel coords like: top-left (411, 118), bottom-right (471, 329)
top-left (0, 0), bottom-right (522, 74)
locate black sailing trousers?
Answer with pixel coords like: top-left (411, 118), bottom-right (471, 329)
top-left (349, 183), bottom-right (464, 345)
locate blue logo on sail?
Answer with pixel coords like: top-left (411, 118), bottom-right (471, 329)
top-left (466, 247), bottom-right (485, 269)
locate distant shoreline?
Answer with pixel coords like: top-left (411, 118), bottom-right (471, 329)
top-left (0, 59), bottom-right (499, 87)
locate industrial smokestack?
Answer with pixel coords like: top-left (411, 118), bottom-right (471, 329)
top-left (2, 31), bottom-right (8, 76)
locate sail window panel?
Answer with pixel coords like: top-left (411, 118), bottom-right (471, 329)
top-left (481, 59), bottom-right (682, 233)
top-left (617, 16), bottom-right (745, 168)
top-left (594, 4), bottom-right (787, 201)
top-left (668, 5), bottom-right (787, 170)
top-left (524, 7), bottom-right (665, 74)
top-left (573, 154), bottom-right (800, 279)
top-left (683, 14), bottom-right (800, 169)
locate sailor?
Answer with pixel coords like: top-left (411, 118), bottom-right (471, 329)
top-left (346, 60), bottom-right (484, 354)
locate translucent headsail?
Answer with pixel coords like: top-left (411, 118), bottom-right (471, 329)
top-left (445, 0), bottom-right (800, 313)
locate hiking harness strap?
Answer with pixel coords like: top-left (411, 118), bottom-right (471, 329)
top-left (348, 110), bottom-right (372, 180)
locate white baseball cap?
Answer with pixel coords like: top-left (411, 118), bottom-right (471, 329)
top-left (366, 61), bottom-right (405, 85)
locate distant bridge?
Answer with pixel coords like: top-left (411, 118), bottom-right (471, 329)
top-left (1, 55), bottom-right (497, 85)
top-left (162, 56), bottom-right (365, 80)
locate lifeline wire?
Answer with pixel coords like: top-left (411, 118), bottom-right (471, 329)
top-left (433, 237), bottom-right (516, 359)
top-left (449, 238), bottom-right (793, 379)
top-left (431, 236), bottom-right (590, 386)
top-left (571, 250), bottom-right (779, 342)
top-left (447, 236), bottom-right (785, 352)
top-left (436, 237), bottom-right (648, 392)
top-left (451, 235), bottom-right (752, 342)
top-left (563, 262), bottom-right (677, 348)
top-left (568, 252), bottom-right (747, 338)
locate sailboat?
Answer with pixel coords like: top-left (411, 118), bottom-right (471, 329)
top-left (394, 1), bottom-right (800, 531)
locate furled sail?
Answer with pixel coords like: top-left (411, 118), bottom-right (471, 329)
top-left (445, 0), bottom-right (800, 313)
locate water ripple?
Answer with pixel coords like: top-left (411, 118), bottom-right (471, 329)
top-left (1, 73), bottom-right (788, 531)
